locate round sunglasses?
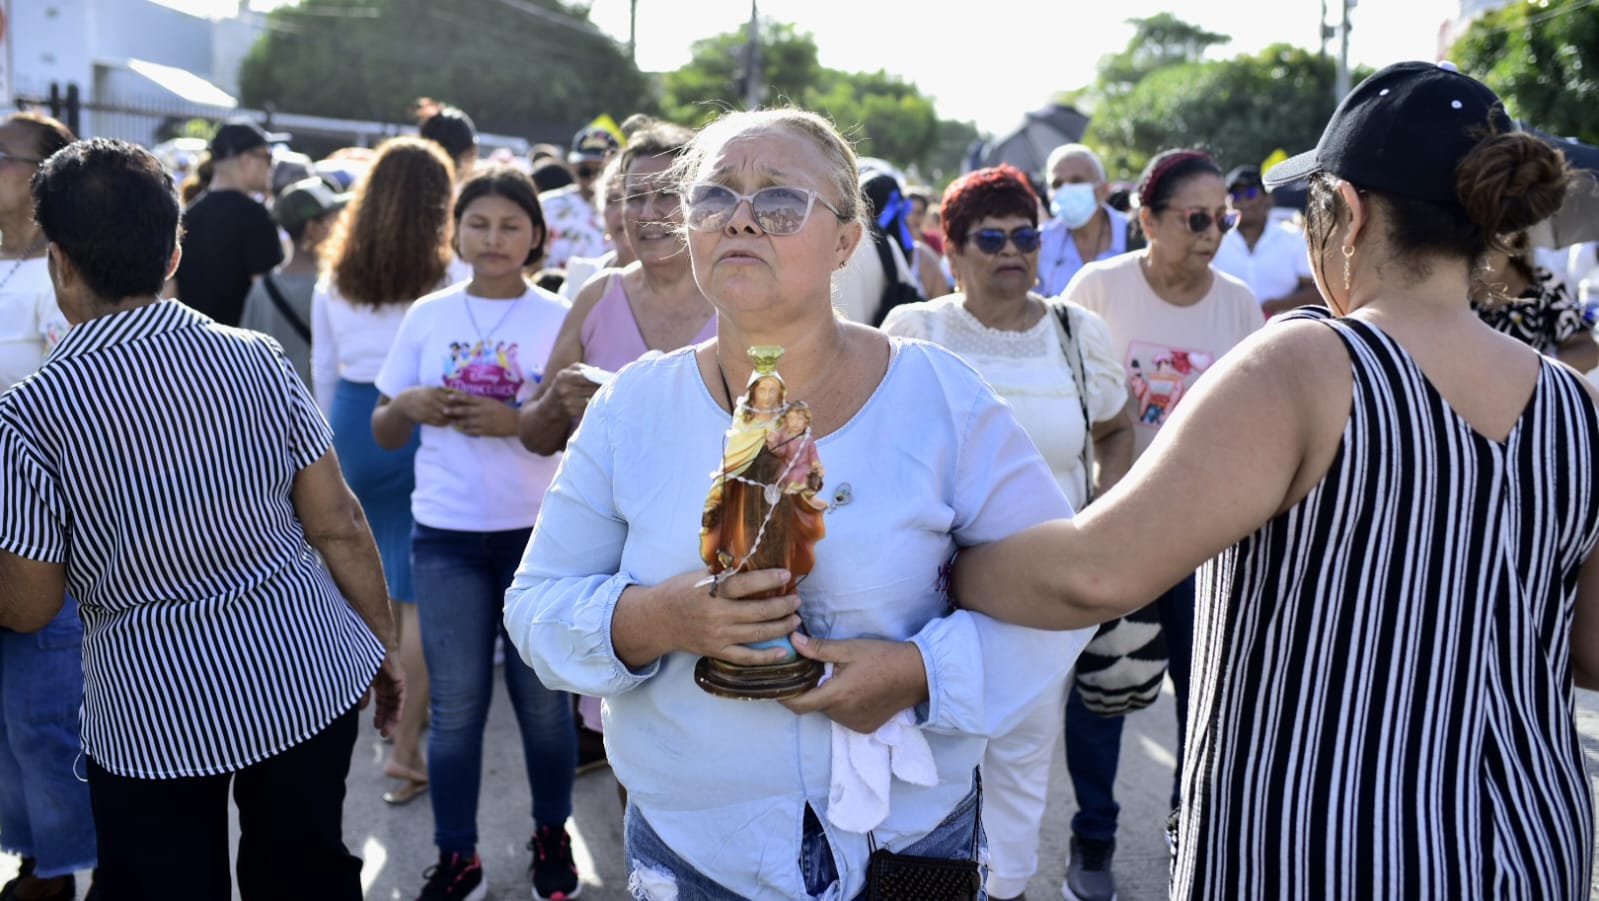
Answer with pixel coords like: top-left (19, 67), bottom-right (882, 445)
top-left (965, 226), bottom-right (1042, 254)
top-left (684, 184), bottom-right (844, 235)
top-left (1168, 207), bottom-right (1241, 235)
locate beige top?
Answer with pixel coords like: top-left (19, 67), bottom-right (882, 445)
top-left (1066, 252), bottom-right (1263, 457)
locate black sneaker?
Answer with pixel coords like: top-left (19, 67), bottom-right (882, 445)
top-left (416, 852), bottom-right (486, 901)
top-left (1063, 835), bottom-right (1117, 901)
top-left (529, 824), bottom-right (582, 900)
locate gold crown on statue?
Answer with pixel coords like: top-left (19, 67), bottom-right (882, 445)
top-left (748, 345), bottom-right (785, 377)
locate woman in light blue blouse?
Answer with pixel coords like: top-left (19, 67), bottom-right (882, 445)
top-left (505, 108), bottom-right (1090, 901)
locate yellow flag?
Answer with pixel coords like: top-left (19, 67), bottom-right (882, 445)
top-left (1261, 148), bottom-right (1289, 172)
top-left (587, 114), bottom-right (624, 144)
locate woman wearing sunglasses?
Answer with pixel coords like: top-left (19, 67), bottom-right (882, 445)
top-left (506, 108), bottom-right (1085, 900)
top-left (1046, 147), bottom-right (1261, 899)
top-left (880, 163), bottom-right (1132, 901)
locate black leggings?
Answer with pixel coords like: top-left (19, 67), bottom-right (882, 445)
top-left (87, 706), bottom-right (362, 901)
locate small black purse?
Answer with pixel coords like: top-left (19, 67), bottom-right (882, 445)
top-left (863, 774), bottom-right (983, 901)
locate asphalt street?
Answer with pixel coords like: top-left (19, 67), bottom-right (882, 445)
top-left (8, 683), bottom-right (1599, 900)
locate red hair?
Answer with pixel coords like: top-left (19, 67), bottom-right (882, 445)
top-left (940, 164), bottom-right (1039, 249)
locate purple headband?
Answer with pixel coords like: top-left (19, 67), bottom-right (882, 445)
top-left (1139, 150), bottom-right (1212, 210)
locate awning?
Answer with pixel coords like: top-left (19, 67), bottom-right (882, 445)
top-left (125, 58), bottom-right (237, 109)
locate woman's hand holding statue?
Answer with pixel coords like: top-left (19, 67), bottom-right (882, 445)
top-left (611, 567), bottom-right (803, 671)
top-left (781, 634), bottom-right (930, 733)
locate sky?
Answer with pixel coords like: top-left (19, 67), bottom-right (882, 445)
top-left (170, 0), bottom-right (1463, 136)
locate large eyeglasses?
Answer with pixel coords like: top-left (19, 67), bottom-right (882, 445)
top-left (684, 184), bottom-right (845, 235)
top-left (966, 226), bottom-right (1042, 254)
top-left (624, 188), bottom-right (681, 214)
top-left (0, 150), bottom-right (43, 166)
top-left (1229, 186), bottom-right (1262, 201)
top-left (1169, 207), bottom-right (1241, 235)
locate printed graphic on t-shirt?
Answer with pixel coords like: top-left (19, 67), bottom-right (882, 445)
top-left (444, 340), bottom-right (532, 405)
top-left (1124, 341), bottom-right (1216, 429)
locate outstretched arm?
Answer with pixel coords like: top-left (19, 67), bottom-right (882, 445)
top-left (954, 320), bottom-right (1348, 630)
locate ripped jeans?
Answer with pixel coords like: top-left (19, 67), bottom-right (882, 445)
top-left (623, 787), bottom-right (987, 901)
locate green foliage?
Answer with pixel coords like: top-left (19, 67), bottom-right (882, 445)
top-left (1087, 44), bottom-right (1353, 179)
top-left (238, 0), bottom-right (653, 138)
top-left (1451, 0), bottom-right (1599, 143)
top-left (660, 21), bottom-right (952, 173)
top-left (1094, 12), bottom-right (1230, 95)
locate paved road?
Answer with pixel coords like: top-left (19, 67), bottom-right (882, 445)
top-left (9, 684), bottom-right (1599, 900)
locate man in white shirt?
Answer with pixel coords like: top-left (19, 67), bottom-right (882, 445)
top-left (1211, 166), bottom-right (1320, 315)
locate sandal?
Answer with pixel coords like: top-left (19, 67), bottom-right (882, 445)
top-left (383, 778), bottom-right (429, 805)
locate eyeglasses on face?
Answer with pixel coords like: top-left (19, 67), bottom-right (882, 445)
top-left (624, 188), bottom-right (681, 213)
top-left (684, 184), bottom-right (845, 235)
top-left (1168, 207), bottom-right (1240, 235)
top-left (965, 226), bottom-right (1042, 254)
top-left (1229, 186), bottom-right (1263, 201)
top-left (575, 165), bottom-right (601, 179)
top-left (0, 150), bottom-right (42, 166)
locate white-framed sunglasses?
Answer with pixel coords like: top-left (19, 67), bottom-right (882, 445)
top-left (684, 184), bottom-right (845, 235)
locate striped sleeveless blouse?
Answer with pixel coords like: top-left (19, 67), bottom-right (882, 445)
top-left (1175, 309), bottom-right (1599, 899)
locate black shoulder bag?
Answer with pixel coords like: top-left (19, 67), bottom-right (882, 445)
top-left (864, 771), bottom-right (983, 901)
top-left (260, 274), bottom-right (312, 343)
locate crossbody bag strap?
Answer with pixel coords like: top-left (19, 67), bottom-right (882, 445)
top-left (260, 273), bottom-right (312, 343)
top-left (1050, 302), bottom-right (1095, 505)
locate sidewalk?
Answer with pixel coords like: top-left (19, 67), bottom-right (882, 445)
top-left (8, 685), bottom-right (1599, 900)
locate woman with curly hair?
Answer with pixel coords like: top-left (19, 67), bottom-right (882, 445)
top-left (311, 135), bottom-right (456, 805)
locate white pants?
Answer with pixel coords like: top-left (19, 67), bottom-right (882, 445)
top-left (980, 672), bottom-right (1071, 899)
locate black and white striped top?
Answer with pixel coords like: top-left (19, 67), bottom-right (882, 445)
top-left (0, 300), bottom-right (385, 778)
top-left (1177, 310), bottom-right (1599, 899)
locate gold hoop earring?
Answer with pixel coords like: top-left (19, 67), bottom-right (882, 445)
top-left (1341, 244), bottom-right (1355, 294)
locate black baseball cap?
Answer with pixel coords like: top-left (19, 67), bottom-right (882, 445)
top-left (1225, 166), bottom-right (1264, 191)
top-left (568, 126), bottom-right (620, 164)
top-left (211, 119), bottom-right (290, 160)
top-left (1264, 61), bottom-right (1512, 207)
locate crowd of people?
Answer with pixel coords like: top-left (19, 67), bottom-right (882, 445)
top-left (1, 58), bottom-right (1598, 901)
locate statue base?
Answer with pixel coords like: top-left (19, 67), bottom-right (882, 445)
top-left (694, 655), bottom-right (824, 701)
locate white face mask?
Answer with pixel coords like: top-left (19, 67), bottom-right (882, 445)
top-left (1049, 183), bottom-right (1099, 229)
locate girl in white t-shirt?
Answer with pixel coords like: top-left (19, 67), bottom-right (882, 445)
top-left (372, 166), bottom-right (581, 901)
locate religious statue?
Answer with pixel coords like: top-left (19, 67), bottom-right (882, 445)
top-left (696, 346), bottom-right (828, 699)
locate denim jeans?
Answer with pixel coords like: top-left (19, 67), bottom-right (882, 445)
top-left (1064, 573), bottom-right (1195, 842)
top-left (624, 785), bottom-right (988, 901)
top-left (411, 524), bottom-right (575, 854)
top-left (0, 597), bottom-right (96, 878)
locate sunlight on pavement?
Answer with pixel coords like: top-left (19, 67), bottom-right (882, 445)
top-left (360, 835), bottom-right (388, 897)
top-left (571, 822), bottom-right (606, 893)
top-left (1139, 734), bottom-right (1177, 771)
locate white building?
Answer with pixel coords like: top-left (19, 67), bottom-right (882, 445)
top-left (2, 0), bottom-right (527, 155)
top-left (6, 0), bottom-right (263, 144)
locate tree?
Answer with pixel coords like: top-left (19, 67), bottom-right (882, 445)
top-left (1086, 44), bottom-right (1354, 179)
top-left (1451, 0), bottom-right (1599, 144)
top-left (1094, 13), bottom-right (1230, 96)
top-left (239, 0), bottom-right (652, 139)
top-left (661, 20), bottom-right (951, 174)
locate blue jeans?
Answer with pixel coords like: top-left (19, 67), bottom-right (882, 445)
top-left (1064, 573), bottom-right (1195, 843)
top-left (0, 598), bottom-right (96, 877)
top-left (411, 524), bottom-right (575, 854)
top-left (624, 785), bottom-right (988, 900)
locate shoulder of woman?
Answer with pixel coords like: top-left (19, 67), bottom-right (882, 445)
top-left (878, 297), bottom-right (953, 337)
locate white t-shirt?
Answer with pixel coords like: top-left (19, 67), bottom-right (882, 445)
top-left (0, 258), bottom-right (69, 390)
top-left (310, 280), bottom-right (414, 412)
top-left (1211, 223), bottom-right (1310, 306)
top-left (1067, 253), bottom-right (1262, 457)
top-left (881, 296), bottom-right (1126, 509)
top-left (375, 282), bottom-right (570, 531)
